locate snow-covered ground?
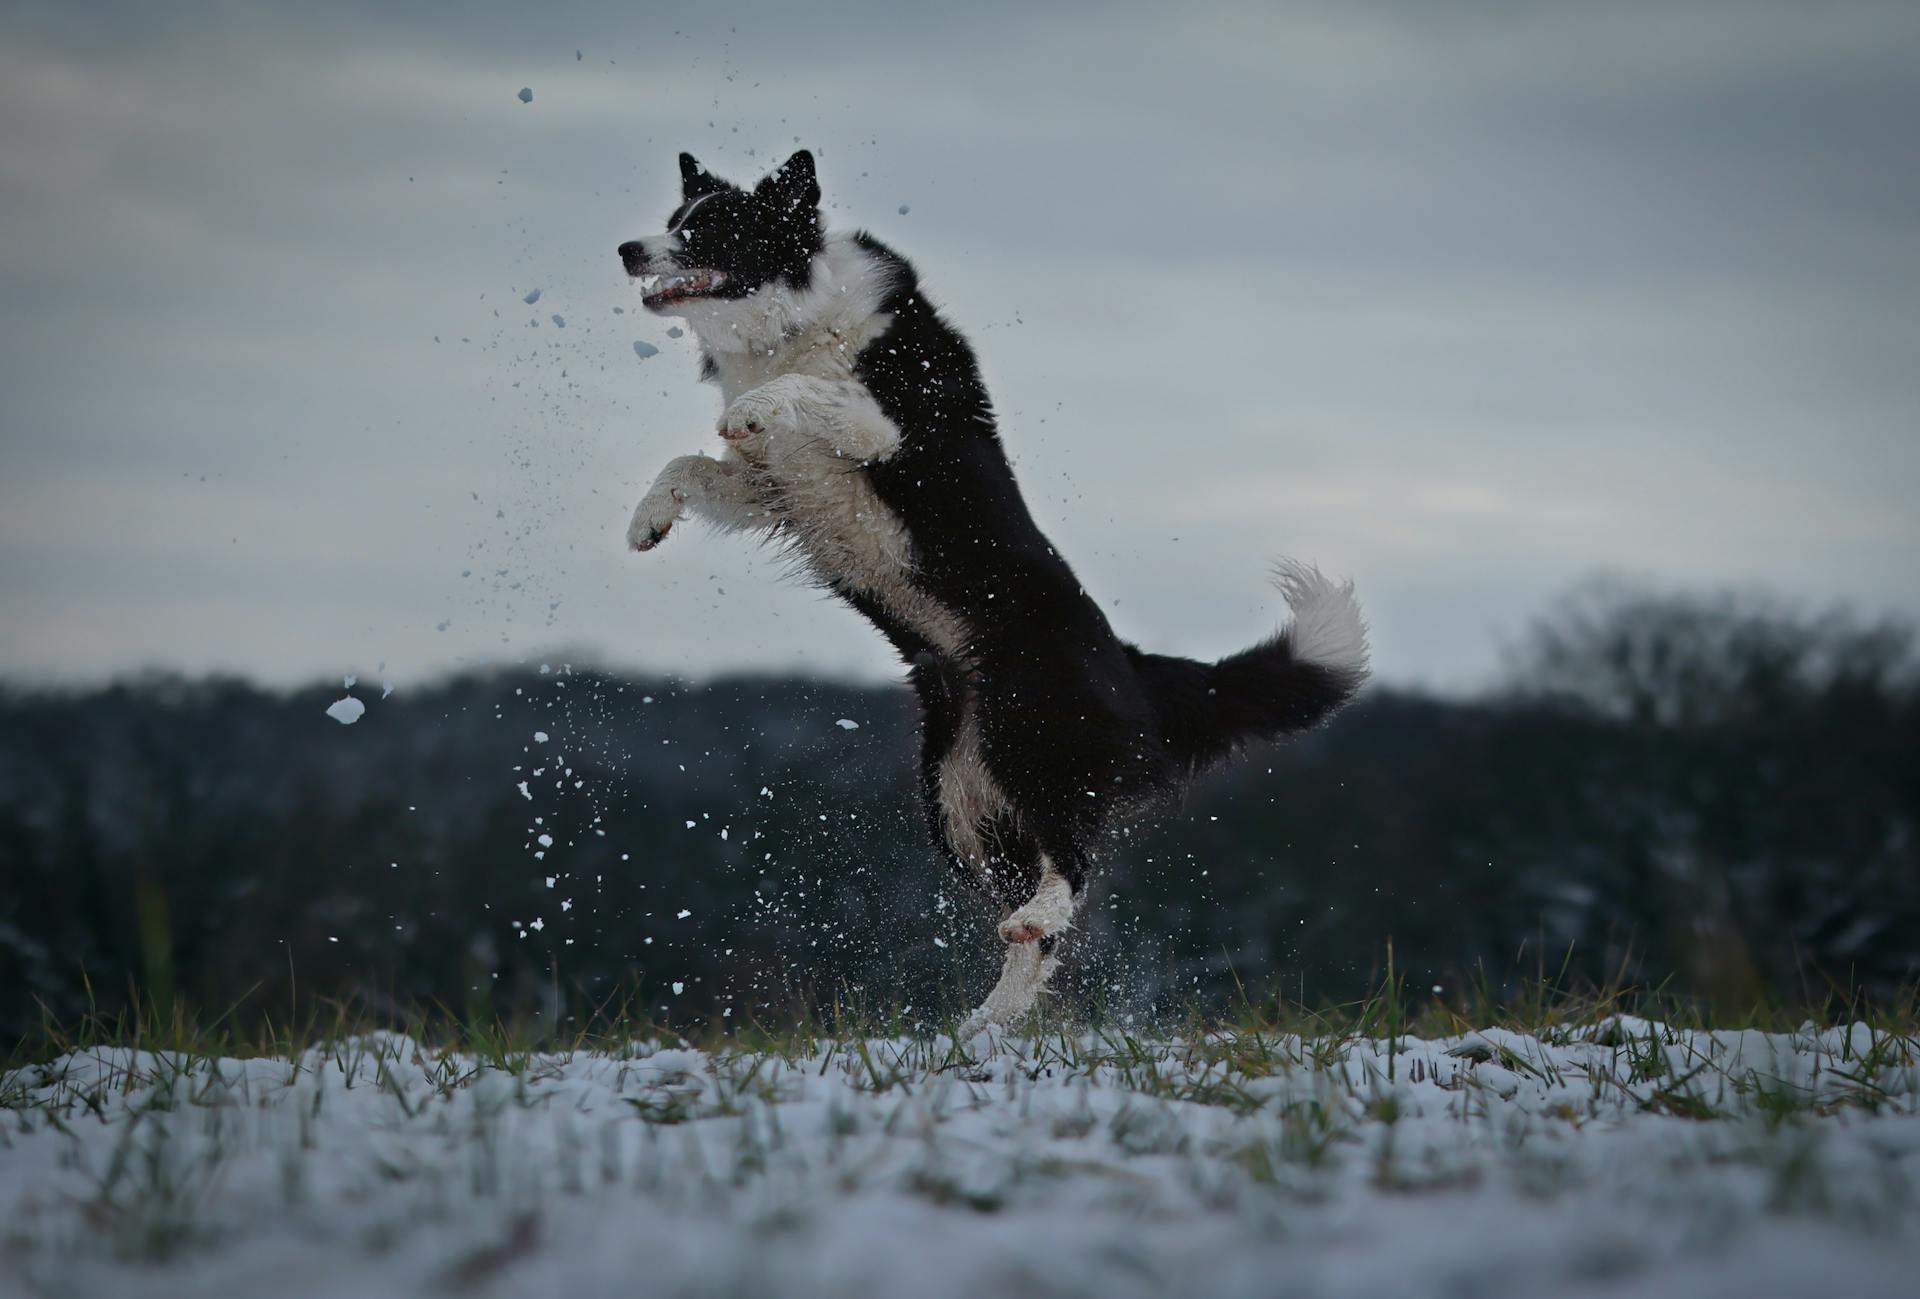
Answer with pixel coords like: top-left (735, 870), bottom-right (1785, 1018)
top-left (3, 1020), bottom-right (1917, 1298)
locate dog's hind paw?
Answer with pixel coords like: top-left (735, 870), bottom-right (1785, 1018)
top-left (956, 1011), bottom-right (997, 1047)
top-left (997, 868), bottom-right (1076, 945)
top-left (965, 941), bottom-right (1056, 1034)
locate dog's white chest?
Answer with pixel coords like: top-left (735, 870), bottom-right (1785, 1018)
top-left (686, 237), bottom-right (973, 659)
top-left (713, 332), bottom-right (860, 401)
top-left (768, 440), bottom-right (916, 599)
top-left (716, 378), bottom-right (970, 664)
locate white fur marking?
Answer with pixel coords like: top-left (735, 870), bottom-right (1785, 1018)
top-left (627, 453), bottom-right (764, 550)
top-left (962, 941), bottom-right (1057, 1035)
top-left (636, 233), bottom-right (685, 267)
top-left (720, 374), bottom-right (902, 464)
top-left (1273, 559), bottom-right (1371, 679)
top-left (938, 706), bottom-right (1010, 868)
top-left (1000, 858), bottom-right (1076, 944)
top-left (667, 192), bottom-right (717, 233)
top-left (689, 232), bottom-right (898, 360)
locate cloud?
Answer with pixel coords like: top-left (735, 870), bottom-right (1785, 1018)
top-left (1, 0), bottom-right (1916, 690)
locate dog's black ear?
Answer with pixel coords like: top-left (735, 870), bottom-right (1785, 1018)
top-left (756, 149), bottom-right (820, 212)
top-left (679, 152), bottom-right (725, 198)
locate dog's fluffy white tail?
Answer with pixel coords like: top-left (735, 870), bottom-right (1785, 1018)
top-left (1272, 559), bottom-right (1371, 681)
top-left (1129, 558), bottom-right (1370, 775)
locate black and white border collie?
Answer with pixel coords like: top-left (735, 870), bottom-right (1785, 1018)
top-left (619, 150), bottom-right (1369, 1033)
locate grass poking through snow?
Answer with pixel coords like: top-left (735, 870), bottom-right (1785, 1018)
top-left (4, 983), bottom-right (1919, 1297)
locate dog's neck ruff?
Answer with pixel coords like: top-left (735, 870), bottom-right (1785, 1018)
top-left (686, 232), bottom-right (896, 361)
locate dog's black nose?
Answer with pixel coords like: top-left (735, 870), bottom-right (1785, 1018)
top-left (617, 240), bottom-right (644, 263)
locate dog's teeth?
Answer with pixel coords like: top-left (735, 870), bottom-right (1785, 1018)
top-left (641, 268), bottom-right (721, 300)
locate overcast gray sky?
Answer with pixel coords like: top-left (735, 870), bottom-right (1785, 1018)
top-left (2, 0), bottom-right (1916, 693)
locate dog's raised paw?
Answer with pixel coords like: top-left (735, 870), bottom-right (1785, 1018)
top-left (627, 487), bottom-right (686, 552)
top-left (718, 389), bottom-right (792, 448)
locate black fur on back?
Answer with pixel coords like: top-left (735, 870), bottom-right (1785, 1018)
top-left (830, 233), bottom-right (1363, 901)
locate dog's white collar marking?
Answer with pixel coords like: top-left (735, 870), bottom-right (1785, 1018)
top-left (685, 232), bottom-right (896, 358)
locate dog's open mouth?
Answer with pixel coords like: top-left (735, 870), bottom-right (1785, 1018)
top-left (639, 270), bottom-right (728, 309)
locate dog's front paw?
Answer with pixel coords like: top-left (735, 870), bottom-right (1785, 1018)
top-left (627, 485), bottom-right (686, 552)
top-left (830, 418), bottom-right (898, 464)
top-left (717, 388), bottom-right (792, 450)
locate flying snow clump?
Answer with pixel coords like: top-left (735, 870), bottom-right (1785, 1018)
top-left (325, 697), bottom-right (366, 726)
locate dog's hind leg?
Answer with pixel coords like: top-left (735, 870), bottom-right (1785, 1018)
top-left (960, 850), bottom-right (1081, 1036)
top-left (962, 936), bottom-right (1059, 1036)
top-left (999, 853), bottom-right (1078, 944)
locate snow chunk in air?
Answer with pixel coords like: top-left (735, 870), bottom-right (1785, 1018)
top-left (325, 697), bottom-right (366, 726)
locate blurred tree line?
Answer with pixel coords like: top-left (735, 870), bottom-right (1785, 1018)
top-left (1, 583), bottom-right (1914, 1039)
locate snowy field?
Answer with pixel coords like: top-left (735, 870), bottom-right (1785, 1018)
top-left (4, 1019), bottom-right (1918, 1298)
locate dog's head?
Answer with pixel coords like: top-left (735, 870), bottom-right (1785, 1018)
top-left (617, 150), bottom-right (823, 319)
